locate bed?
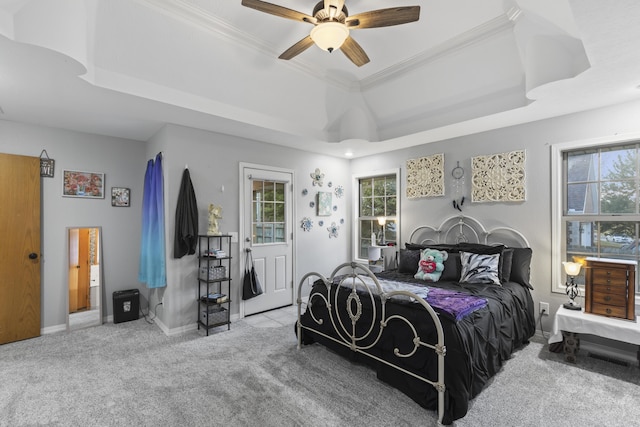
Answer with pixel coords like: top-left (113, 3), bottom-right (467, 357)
top-left (295, 216), bottom-right (536, 425)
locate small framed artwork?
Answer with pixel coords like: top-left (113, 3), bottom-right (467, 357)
top-left (317, 191), bottom-right (332, 216)
top-left (111, 187), bottom-right (131, 207)
top-left (62, 170), bottom-right (105, 199)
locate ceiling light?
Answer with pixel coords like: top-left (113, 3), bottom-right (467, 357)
top-left (310, 22), bottom-right (349, 52)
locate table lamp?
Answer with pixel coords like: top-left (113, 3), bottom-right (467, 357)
top-left (562, 261), bottom-right (582, 310)
top-left (377, 217), bottom-right (386, 245)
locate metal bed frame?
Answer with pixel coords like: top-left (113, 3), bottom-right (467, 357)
top-left (295, 215), bottom-right (529, 426)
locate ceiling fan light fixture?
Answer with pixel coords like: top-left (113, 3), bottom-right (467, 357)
top-left (310, 22), bottom-right (349, 52)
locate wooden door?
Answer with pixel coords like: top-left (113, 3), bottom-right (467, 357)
top-left (69, 228), bottom-right (90, 313)
top-left (0, 153), bottom-right (41, 344)
top-left (77, 229), bottom-right (90, 311)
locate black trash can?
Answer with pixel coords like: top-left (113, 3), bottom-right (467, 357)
top-left (113, 289), bottom-right (140, 324)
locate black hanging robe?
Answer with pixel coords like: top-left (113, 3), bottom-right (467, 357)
top-left (174, 168), bottom-right (198, 258)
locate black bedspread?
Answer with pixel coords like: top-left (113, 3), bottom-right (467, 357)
top-left (298, 270), bottom-right (535, 425)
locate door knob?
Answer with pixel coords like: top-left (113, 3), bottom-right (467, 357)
top-left (28, 253), bottom-right (38, 260)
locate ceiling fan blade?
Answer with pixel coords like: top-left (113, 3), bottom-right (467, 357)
top-left (340, 36), bottom-right (370, 67)
top-left (278, 36), bottom-right (315, 60)
top-left (241, 0), bottom-right (317, 24)
top-left (346, 6), bottom-right (420, 29)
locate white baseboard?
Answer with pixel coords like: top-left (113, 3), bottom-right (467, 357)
top-left (155, 312), bottom-right (241, 336)
top-left (41, 324), bottom-right (67, 335)
top-left (43, 312), bottom-right (241, 337)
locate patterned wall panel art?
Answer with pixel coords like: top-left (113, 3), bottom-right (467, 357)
top-left (406, 153), bottom-right (445, 199)
top-left (471, 150), bottom-right (526, 202)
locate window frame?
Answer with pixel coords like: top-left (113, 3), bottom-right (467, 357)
top-left (352, 168), bottom-right (400, 263)
top-left (551, 132), bottom-right (640, 295)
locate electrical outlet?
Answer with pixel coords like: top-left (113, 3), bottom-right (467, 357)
top-left (539, 302), bottom-right (549, 315)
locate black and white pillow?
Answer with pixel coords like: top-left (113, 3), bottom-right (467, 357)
top-left (459, 251), bottom-right (501, 285)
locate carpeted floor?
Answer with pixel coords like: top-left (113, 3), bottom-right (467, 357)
top-left (1, 307), bottom-right (639, 427)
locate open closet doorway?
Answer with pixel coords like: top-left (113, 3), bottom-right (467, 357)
top-left (67, 227), bottom-right (103, 331)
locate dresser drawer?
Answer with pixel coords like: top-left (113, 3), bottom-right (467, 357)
top-left (591, 282), bottom-right (628, 296)
top-left (584, 258), bottom-right (636, 321)
top-left (591, 268), bottom-right (629, 284)
top-left (590, 302), bottom-right (627, 318)
top-left (591, 291), bottom-right (627, 306)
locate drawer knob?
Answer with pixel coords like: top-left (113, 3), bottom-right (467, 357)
top-left (606, 286), bottom-right (611, 291)
top-left (606, 308), bottom-right (612, 314)
top-left (604, 296), bottom-right (611, 302)
top-left (606, 271), bottom-right (611, 275)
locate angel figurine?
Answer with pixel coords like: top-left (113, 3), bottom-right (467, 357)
top-left (207, 203), bottom-right (223, 235)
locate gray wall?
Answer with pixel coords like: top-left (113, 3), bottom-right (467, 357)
top-left (0, 120), bottom-right (351, 333)
top-left (351, 98), bottom-right (640, 333)
top-left (5, 96), bottom-right (640, 334)
top-left (0, 119), bottom-right (146, 331)
top-left (148, 125), bottom-right (352, 332)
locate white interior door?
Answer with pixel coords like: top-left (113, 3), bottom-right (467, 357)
top-left (242, 165), bottom-right (294, 316)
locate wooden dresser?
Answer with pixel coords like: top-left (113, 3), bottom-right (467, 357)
top-left (584, 258), bottom-right (636, 321)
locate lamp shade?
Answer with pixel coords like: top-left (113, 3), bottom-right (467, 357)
top-left (310, 22), bottom-right (349, 52)
top-left (562, 261), bottom-right (582, 276)
top-left (377, 217), bottom-right (386, 226)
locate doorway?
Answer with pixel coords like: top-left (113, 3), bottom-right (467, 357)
top-left (240, 164), bottom-right (294, 316)
top-left (68, 227), bottom-right (103, 331)
top-left (0, 153), bottom-right (41, 345)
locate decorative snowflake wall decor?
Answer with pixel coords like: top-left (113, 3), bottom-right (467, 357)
top-left (406, 153), bottom-right (445, 199)
top-left (471, 150), bottom-right (526, 202)
top-left (310, 168), bottom-right (324, 186)
top-left (334, 185), bottom-right (344, 198)
top-left (327, 222), bottom-right (339, 238)
top-left (301, 217), bottom-right (313, 232)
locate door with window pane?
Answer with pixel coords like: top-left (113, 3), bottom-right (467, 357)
top-left (242, 165), bottom-right (293, 316)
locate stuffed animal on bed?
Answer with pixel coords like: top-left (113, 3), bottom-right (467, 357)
top-left (414, 248), bottom-right (448, 281)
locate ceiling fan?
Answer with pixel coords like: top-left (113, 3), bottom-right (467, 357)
top-left (240, 0), bottom-right (421, 67)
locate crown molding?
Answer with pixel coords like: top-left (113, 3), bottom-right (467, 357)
top-left (360, 12), bottom-right (519, 91)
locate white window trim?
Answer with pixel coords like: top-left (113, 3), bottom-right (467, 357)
top-left (551, 132), bottom-right (640, 294)
top-left (352, 168), bottom-right (400, 264)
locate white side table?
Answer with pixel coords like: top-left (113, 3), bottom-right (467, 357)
top-left (549, 306), bottom-right (640, 364)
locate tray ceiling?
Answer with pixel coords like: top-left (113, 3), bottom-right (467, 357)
top-left (0, 0), bottom-right (639, 158)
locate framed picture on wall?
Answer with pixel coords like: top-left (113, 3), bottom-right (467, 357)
top-left (62, 170), bottom-right (105, 199)
top-left (317, 191), bottom-right (332, 216)
top-left (111, 187), bottom-right (130, 207)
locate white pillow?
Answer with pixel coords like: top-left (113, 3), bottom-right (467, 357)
top-left (459, 251), bottom-right (501, 285)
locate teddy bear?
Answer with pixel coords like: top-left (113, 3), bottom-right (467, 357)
top-left (414, 248), bottom-right (448, 282)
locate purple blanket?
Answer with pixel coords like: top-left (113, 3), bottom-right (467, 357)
top-left (424, 287), bottom-right (487, 321)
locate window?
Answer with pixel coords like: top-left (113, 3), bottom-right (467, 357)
top-left (354, 171), bottom-right (399, 259)
top-left (559, 143), bottom-right (640, 291)
top-left (252, 179), bottom-right (286, 244)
